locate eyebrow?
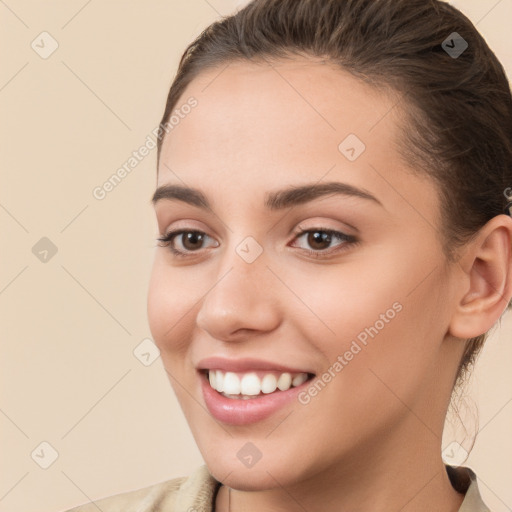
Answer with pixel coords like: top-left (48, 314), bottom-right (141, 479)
top-left (151, 182), bottom-right (383, 210)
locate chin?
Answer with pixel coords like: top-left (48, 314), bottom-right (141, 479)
top-left (206, 460), bottom-right (295, 491)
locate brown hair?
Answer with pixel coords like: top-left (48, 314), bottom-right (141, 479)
top-left (156, 0), bottom-right (512, 388)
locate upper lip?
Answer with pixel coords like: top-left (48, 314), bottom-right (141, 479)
top-left (196, 356), bottom-right (314, 374)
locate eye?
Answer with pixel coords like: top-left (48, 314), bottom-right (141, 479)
top-left (156, 229), bottom-right (218, 257)
top-left (290, 226), bottom-right (358, 257)
top-left (156, 226), bottom-right (359, 259)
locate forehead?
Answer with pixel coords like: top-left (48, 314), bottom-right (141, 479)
top-left (160, 58), bottom-right (400, 172)
top-left (157, 57), bottom-right (438, 223)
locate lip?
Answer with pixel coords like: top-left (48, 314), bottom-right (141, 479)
top-left (200, 374), bottom-right (312, 426)
top-left (196, 356), bottom-right (313, 374)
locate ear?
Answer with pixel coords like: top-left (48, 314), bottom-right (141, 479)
top-left (449, 214), bottom-right (512, 340)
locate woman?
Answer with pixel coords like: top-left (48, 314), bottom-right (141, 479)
top-left (63, 0), bottom-right (512, 510)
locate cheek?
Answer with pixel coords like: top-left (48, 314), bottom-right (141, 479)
top-left (147, 259), bottom-right (205, 413)
top-left (147, 256), bottom-right (201, 356)
top-left (286, 243), bottom-right (447, 395)
top-left (278, 248), bottom-right (409, 350)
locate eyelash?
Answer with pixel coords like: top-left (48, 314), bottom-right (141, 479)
top-left (156, 227), bottom-right (358, 259)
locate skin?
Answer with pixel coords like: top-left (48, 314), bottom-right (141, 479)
top-left (147, 57), bottom-right (512, 512)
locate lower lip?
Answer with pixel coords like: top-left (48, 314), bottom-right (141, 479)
top-left (200, 372), bottom-right (312, 426)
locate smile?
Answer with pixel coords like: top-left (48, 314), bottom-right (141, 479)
top-left (207, 370), bottom-right (311, 399)
top-left (196, 357), bottom-right (316, 424)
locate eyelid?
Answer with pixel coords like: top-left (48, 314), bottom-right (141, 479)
top-left (291, 220), bottom-right (356, 238)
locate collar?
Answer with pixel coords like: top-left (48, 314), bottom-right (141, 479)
top-left (446, 465), bottom-right (490, 511)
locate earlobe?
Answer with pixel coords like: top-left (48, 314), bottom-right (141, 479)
top-left (449, 215), bottom-right (512, 340)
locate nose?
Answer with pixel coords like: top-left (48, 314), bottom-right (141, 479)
top-left (195, 245), bottom-right (282, 342)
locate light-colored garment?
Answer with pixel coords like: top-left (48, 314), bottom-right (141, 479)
top-left (62, 464), bottom-right (490, 511)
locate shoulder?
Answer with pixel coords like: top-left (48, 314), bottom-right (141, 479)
top-left (60, 465), bottom-right (219, 512)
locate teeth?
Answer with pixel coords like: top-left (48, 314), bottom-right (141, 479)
top-left (277, 372), bottom-right (292, 391)
top-left (209, 371), bottom-right (216, 389)
top-left (223, 372), bottom-right (241, 395)
top-left (207, 370), bottom-right (310, 398)
top-left (215, 370), bottom-right (224, 392)
top-left (292, 373), bottom-right (308, 387)
top-left (240, 373), bottom-right (261, 395)
top-left (261, 374), bottom-right (277, 394)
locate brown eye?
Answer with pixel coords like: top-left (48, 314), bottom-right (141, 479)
top-left (157, 230), bottom-right (218, 257)
top-left (306, 231), bottom-right (333, 251)
top-left (291, 227), bottom-right (358, 257)
top-left (180, 231), bottom-right (206, 251)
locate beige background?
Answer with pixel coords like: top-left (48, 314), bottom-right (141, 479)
top-left (1, 1), bottom-right (511, 511)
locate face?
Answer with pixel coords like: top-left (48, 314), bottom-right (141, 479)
top-left (147, 57), bottom-right (463, 491)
